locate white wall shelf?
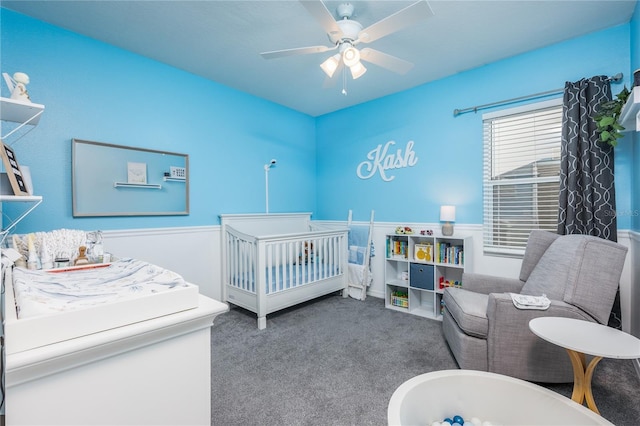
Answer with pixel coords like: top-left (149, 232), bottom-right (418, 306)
top-left (0, 97), bottom-right (45, 141)
top-left (0, 195), bottom-right (42, 203)
top-left (384, 233), bottom-right (472, 320)
top-left (620, 86), bottom-right (640, 132)
top-left (0, 88), bottom-right (44, 234)
top-left (114, 182), bottom-right (162, 189)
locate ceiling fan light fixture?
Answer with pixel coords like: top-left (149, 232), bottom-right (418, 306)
top-left (320, 53), bottom-right (341, 78)
top-left (349, 61), bottom-right (367, 80)
top-left (342, 46), bottom-right (360, 67)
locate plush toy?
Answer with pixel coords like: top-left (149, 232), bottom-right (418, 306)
top-left (297, 241), bottom-right (314, 264)
top-left (395, 226), bottom-right (413, 235)
top-left (75, 245), bottom-right (89, 266)
top-left (4, 72), bottom-right (31, 102)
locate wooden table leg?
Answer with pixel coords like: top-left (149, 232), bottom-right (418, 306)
top-left (584, 355), bottom-right (603, 414)
top-left (565, 349), bottom-right (602, 415)
top-left (566, 349), bottom-right (586, 403)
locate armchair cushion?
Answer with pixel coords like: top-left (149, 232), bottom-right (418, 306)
top-left (518, 230), bottom-right (560, 282)
top-left (443, 288), bottom-right (488, 338)
top-left (521, 234), bottom-right (628, 324)
top-left (520, 237), bottom-right (579, 300)
top-left (561, 236), bottom-right (628, 324)
top-left (461, 273), bottom-right (524, 295)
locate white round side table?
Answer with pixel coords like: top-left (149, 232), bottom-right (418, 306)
top-left (529, 316), bottom-right (640, 414)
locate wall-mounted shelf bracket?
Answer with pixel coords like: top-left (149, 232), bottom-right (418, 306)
top-left (0, 195), bottom-right (43, 244)
top-left (0, 97), bottom-right (45, 142)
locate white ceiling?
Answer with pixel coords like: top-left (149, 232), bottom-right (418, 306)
top-left (2, 0), bottom-right (636, 116)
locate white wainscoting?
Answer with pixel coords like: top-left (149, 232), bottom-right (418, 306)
top-left (101, 224), bottom-right (637, 338)
top-left (629, 231), bottom-right (640, 338)
top-left (322, 221), bottom-right (636, 333)
top-left (334, 221), bottom-right (521, 300)
top-left (616, 230), bottom-right (635, 335)
top-left (103, 226), bottom-right (221, 300)
top-left (101, 223), bottom-right (638, 380)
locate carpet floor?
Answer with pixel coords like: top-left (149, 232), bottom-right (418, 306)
top-left (210, 293), bottom-right (640, 425)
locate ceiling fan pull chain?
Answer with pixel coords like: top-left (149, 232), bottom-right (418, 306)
top-left (342, 66), bottom-right (347, 96)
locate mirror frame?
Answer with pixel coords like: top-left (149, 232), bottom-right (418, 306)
top-left (72, 139), bottom-right (189, 217)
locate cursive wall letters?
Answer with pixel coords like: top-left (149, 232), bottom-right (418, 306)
top-left (356, 140), bottom-right (418, 181)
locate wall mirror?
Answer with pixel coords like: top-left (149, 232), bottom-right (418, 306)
top-left (72, 139), bottom-right (189, 216)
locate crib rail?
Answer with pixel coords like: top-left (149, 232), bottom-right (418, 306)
top-left (225, 226), bottom-right (258, 294)
top-left (225, 225), bottom-right (347, 296)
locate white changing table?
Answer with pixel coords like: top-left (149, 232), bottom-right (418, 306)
top-left (3, 265), bottom-right (228, 426)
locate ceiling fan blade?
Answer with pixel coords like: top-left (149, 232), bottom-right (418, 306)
top-left (261, 44), bottom-right (335, 60)
top-left (358, 1), bottom-right (434, 44)
top-left (299, 1), bottom-right (344, 40)
top-left (360, 48), bottom-right (414, 75)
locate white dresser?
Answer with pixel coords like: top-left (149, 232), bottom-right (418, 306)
top-left (2, 264), bottom-right (228, 425)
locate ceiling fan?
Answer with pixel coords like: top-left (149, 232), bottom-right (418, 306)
top-left (260, 1), bottom-right (434, 83)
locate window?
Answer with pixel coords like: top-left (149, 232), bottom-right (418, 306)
top-left (483, 99), bottom-right (562, 256)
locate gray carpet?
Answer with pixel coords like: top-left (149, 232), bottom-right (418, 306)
top-left (210, 294), bottom-right (640, 425)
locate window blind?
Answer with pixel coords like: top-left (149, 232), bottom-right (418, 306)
top-left (482, 99), bottom-right (562, 256)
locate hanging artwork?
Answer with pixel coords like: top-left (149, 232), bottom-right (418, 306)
top-left (0, 141), bottom-right (30, 195)
top-left (127, 162), bottom-right (148, 184)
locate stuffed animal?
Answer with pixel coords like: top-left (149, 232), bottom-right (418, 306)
top-left (395, 226), bottom-right (413, 235)
top-left (297, 241), bottom-right (314, 264)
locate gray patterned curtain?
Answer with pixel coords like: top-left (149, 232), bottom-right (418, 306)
top-left (558, 76), bottom-right (617, 242)
top-left (558, 75), bottom-right (620, 329)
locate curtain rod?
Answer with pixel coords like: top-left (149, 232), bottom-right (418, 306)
top-left (453, 72), bottom-right (624, 117)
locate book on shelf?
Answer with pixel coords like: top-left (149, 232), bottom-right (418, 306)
top-left (435, 242), bottom-right (464, 265)
top-left (387, 236), bottom-right (408, 258)
top-left (414, 243), bottom-right (433, 262)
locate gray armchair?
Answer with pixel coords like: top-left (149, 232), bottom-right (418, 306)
top-left (442, 230), bottom-right (628, 383)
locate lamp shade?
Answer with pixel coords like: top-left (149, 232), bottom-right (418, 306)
top-left (320, 53), bottom-right (341, 78)
top-left (349, 61), bottom-right (367, 79)
top-left (342, 47), bottom-right (360, 67)
top-left (440, 205), bottom-right (456, 222)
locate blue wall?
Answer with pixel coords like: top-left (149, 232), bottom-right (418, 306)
top-left (1, 8), bottom-right (636, 231)
top-left (316, 24), bottom-right (633, 226)
top-left (1, 9), bottom-right (317, 231)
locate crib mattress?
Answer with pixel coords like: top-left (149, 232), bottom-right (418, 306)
top-left (6, 258), bottom-right (199, 354)
top-left (233, 263), bottom-right (340, 294)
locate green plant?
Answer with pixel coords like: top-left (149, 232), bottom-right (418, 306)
top-left (594, 86), bottom-right (630, 147)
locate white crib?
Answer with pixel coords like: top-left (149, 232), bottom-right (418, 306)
top-left (220, 213), bottom-right (348, 329)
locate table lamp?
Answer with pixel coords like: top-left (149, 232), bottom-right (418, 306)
top-left (440, 205), bottom-right (456, 236)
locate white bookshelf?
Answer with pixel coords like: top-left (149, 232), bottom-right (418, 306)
top-left (384, 233), bottom-right (472, 320)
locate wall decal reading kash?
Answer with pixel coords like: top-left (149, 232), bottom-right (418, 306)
top-left (357, 140), bottom-right (418, 181)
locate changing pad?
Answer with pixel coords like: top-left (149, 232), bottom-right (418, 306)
top-left (6, 258), bottom-right (199, 353)
top-left (13, 258), bottom-right (189, 319)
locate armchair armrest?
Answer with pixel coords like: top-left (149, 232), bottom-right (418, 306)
top-left (462, 273), bottom-right (524, 295)
top-left (485, 292), bottom-right (595, 382)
